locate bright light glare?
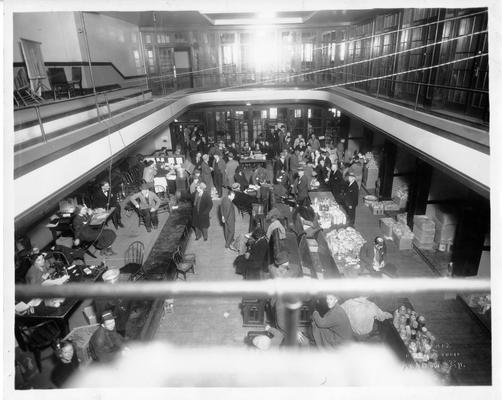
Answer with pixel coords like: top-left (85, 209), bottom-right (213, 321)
top-left (258, 11), bottom-right (276, 20)
top-left (251, 32), bottom-right (277, 72)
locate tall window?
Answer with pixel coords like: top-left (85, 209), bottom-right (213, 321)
top-left (269, 108), bottom-right (277, 119)
top-left (294, 109), bottom-right (302, 118)
top-left (302, 43), bottom-right (314, 62)
top-left (222, 45), bottom-right (235, 65)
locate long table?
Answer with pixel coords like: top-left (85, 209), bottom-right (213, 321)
top-left (15, 264), bottom-right (106, 349)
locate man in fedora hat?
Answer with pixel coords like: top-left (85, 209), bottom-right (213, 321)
top-left (192, 182), bottom-right (213, 241)
top-left (130, 183), bottom-right (161, 232)
top-left (293, 166), bottom-right (310, 207)
top-left (343, 171), bottom-right (359, 226)
top-left (89, 311), bottom-right (126, 363)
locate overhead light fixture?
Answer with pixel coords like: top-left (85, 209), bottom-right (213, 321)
top-left (246, 102), bottom-right (252, 106)
top-left (212, 17), bottom-right (303, 25)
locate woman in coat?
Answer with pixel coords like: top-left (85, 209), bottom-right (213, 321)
top-left (192, 182), bottom-right (213, 241)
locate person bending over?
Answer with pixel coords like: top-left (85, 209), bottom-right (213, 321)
top-left (341, 296), bottom-right (392, 340)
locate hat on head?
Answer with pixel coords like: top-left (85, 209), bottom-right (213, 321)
top-left (101, 311), bottom-right (115, 322)
top-left (275, 251), bottom-right (289, 265)
top-left (231, 182), bottom-right (241, 191)
top-left (252, 335), bottom-right (272, 350)
top-left (140, 183), bottom-right (150, 190)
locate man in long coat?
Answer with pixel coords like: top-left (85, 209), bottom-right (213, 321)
top-left (220, 190), bottom-right (236, 249)
top-left (343, 172), bottom-right (359, 226)
top-left (192, 182), bottom-right (213, 241)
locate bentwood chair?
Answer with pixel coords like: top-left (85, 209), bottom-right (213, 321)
top-left (173, 245), bottom-right (196, 280)
top-left (122, 241), bottom-right (145, 276)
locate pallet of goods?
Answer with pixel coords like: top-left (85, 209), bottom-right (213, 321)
top-left (412, 215), bottom-right (436, 250)
top-left (325, 227), bottom-right (366, 260)
top-left (392, 222), bottom-right (414, 250)
top-left (379, 217), bottom-right (395, 238)
top-left (362, 152), bottom-right (379, 189)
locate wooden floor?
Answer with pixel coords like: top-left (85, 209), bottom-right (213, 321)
top-left (153, 187), bottom-right (492, 385)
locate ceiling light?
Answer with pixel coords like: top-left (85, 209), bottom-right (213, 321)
top-left (212, 17), bottom-right (303, 25)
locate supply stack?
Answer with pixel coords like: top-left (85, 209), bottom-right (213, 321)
top-left (412, 215), bottom-right (436, 250)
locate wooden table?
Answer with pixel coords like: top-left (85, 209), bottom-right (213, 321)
top-left (15, 265), bottom-right (106, 343)
top-left (240, 158), bottom-right (267, 169)
top-left (46, 208), bottom-right (115, 242)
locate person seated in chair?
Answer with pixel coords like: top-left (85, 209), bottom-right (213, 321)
top-left (130, 183), bottom-right (161, 232)
top-left (92, 181), bottom-right (123, 229)
top-left (25, 252), bottom-right (54, 285)
top-left (89, 312), bottom-right (127, 363)
top-left (51, 341), bottom-right (79, 388)
top-left (234, 227), bottom-right (268, 280)
top-left (340, 296), bottom-right (392, 341)
top-left (72, 206), bottom-right (117, 256)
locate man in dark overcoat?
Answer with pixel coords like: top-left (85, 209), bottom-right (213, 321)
top-left (192, 182), bottom-right (213, 241)
top-left (343, 172), bottom-right (359, 226)
top-left (221, 190), bottom-right (236, 249)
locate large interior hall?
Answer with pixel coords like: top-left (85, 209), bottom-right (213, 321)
top-left (7, 1), bottom-right (498, 394)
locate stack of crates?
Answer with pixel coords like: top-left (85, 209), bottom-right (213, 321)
top-left (412, 215), bottom-right (436, 250)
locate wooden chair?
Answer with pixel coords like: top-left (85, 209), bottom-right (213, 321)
top-left (47, 67), bottom-right (74, 100)
top-left (173, 245), bottom-right (196, 280)
top-left (17, 320), bottom-right (62, 372)
top-left (70, 67), bottom-right (82, 95)
top-left (123, 241), bottom-right (145, 275)
top-left (13, 68), bottom-right (42, 107)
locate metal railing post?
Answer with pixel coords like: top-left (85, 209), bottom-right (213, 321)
top-left (34, 106), bottom-right (48, 144)
top-left (283, 297), bottom-right (302, 347)
top-left (104, 93), bottom-right (112, 119)
top-left (415, 83), bottom-right (421, 110)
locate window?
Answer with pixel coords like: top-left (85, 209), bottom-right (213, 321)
top-left (222, 45), bottom-right (235, 65)
top-left (339, 41), bottom-right (346, 61)
top-left (261, 110), bottom-right (267, 119)
top-left (302, 43), bottom-right (313, 62)
top-left (308, 109), bottom-right (312, 119)
top-left (235, 111), bottom-right (244, 118)
top-left (145, 34), bottom-right (152, 44)
top-left (269, 108), bottom-right (277, 119)
top-left (133, 50), bottom-right (142, 69)
top-left (132, 33), bottom-right (137, 43)
top-left (146, 49), bottom-right (155, 73)
top-left (294, 109), bottom-right (302, 118)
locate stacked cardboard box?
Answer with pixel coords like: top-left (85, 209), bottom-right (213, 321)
top-left (392, 222), bottom-right (414, 250)
top-left (427, 205), bottom-right (458, 245)
top-left (363, 164), bottom-right (379, 189)
top-left (412, 215), bottom-right (436, 250)
top-left (379, 217), bottom-right (395, 237)
top-left (370, 202), bottom-right (385, 215)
